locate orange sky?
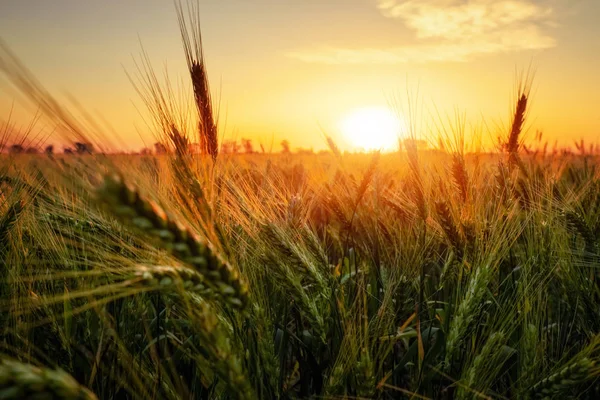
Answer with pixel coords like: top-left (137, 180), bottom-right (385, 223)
top-left (1, 0), bottom-right (599, 152)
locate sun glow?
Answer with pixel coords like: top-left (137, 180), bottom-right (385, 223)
top-left (339, 107), bottom-right (405, 151)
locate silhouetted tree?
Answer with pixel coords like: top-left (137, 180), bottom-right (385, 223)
top-left (74, 142), bottom-right (94, 154)
top-left (242, 138), bottom-right (254, 154)
top-left (281, 140), bottom-right (290, 154)
top-left (154, 142), bottom-right (167, 155)
top-left (63, 147), bottom-right (74, 154)
top-left (221, 140), bottom-right (240, 154)
top-left (221, 141), bottom-right (231, 154)
top-left (220, 141), bottom-right (230, 154)
top-left (8, 144), bottom-right (24, 154)
top-left (25, 147), bottom-right (39, 154)
top-left (45, 145), bottom-right (54, 154)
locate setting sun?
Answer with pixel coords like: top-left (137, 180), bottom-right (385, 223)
top-left (339, 107), bottom-right (405, 151)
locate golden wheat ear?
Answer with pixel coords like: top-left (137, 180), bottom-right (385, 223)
top-left (176, 0), bottom-right (219, 161)
top-left (96, 174), bottom-right (249, 309)
top-left (0, 358), bottom-right (97, 400)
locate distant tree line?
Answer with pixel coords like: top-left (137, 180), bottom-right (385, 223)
top-left (2, 138), bottom-right (326, 156)
top-left (138, 139), bottom-right (313, 155)
top-left (3, 142), bottom-right (94, 154)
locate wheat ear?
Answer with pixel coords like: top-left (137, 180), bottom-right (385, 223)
top-left (565, 211), bottom-right (596, 253)
top-left (451, 154), bottom-right (469, 203)
top-left (444, 265), bottom-right (492, 369)
top-left (435, 200), bottom-right (464, 258)
top-left (0, 199), bottom-right (24, 254)
top-left (0, 358), bottom-right (97, 400)
top-left (96, 174), bottom-right (248, 309)
top-left (130, 264), bottom-right (213, 297)
top-left (529, 358), bottom-right (595, 399)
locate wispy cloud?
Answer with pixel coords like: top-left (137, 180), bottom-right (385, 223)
top-left (288, 0), bottom-right (557, 64)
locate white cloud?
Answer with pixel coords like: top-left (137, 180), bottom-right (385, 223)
top-left (288, 0), bottom-right (557, 64)
top-left (378, 0), bottom-right (554, 40)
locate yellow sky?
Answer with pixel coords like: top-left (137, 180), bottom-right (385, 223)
top-left (1, 0), bottom-right (599, 152)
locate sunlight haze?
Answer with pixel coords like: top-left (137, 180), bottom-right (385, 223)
top-left (0, 0), bottom-right (599, 152)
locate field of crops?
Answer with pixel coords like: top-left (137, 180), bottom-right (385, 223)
top-left (1, 140), bottom-right (600, 399)
top-left (1, 2), bottom-right (600, 399)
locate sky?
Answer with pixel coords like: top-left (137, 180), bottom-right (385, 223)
top-left (0, 0), bottom-right (599, 152)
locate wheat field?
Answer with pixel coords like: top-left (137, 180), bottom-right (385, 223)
top-left (1, 2), bottom-right (600, 399)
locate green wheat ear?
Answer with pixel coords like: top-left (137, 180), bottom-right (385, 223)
top-left (529, 358), bottom-right (595, 399)
top-left (0, 358), bottom-right (97, 399)
top-left (130, 264), bottom-right (215, 298)
top-left (96, 174), bottom-right (249, 309)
